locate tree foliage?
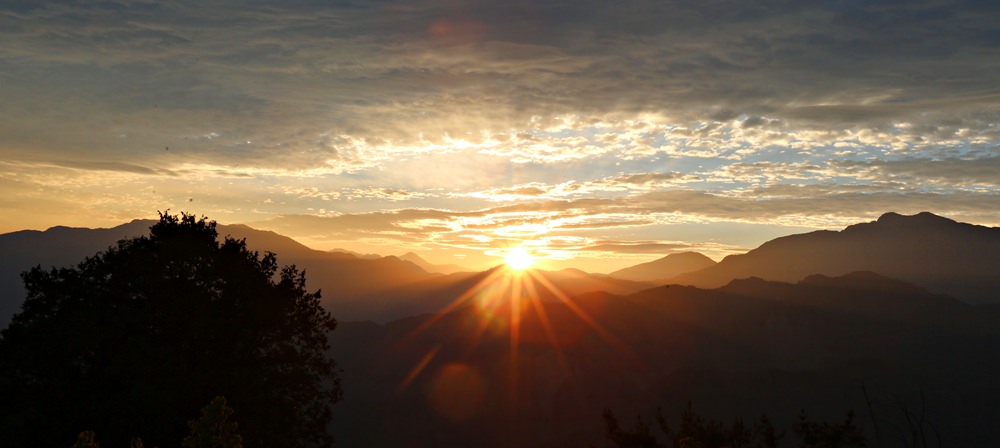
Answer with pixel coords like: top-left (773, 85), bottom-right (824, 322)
top-left (792, 411), bottom-right (866, 448)
top-left (0, 212), bottom-right (341, 448)
top-left (601, 403), bottom-right (862, 448)
top-left (182, 396), bottom-right (243, 448)
top-left (71, 431), bottom-right (101, 448)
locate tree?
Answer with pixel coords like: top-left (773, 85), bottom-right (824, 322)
top-left (71, 431), bottom-right (101, 448)
top-left (600, 403), bottom-right (863, 448)
top-left (601, 403), bottom-right (781, 448)
top-left (182, 396), bottom-right (243, 448)
top-left (0, 212), bottom-right (341, 448)
top-left (793, 411), bottom-right (866, 448)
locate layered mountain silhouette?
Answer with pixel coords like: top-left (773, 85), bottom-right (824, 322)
top-left (665, 212), bottom-right (1000, 303)
top-left (333, 265), bottom-right (657, 323)
top-left (399, 252), bottom-right (470, 275)
top-left (608, 251), bottom-right (717, 282)
top-left (328, 272), bottom-right (1000, 447)
top-left (0, 221), bottom-right (654, 326)
top-left (4, 212), bottom-right (1000, 446)
top-left (3, 211), bottom-right (996, 329)
top-left (0, 220), bottom-right (436, 328)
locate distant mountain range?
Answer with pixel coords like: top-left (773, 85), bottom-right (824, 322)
top-left (0, 220), bottom-right (432, 328)
top-left (399, 252), bottom-right (470, 274)
top-left (341, 265), bottom-right (656, 323)
top-left (608, 251), bottom-right (717, 282)
top-left (3, 212), bottom-right (1000, 446)
top-left (3, 211), bottom-right (998, 328)
top-left (328, 271), bottom-right (1000, 447)
top-left (662, 212), bottom-right (1000, 303)
top-left (0, 220), bottom-right (653, 326)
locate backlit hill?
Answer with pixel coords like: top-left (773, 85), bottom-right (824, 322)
top-left (0, 220), bottom-right (433, 328)
top-left (664, 212), bottom-right (1000, 302)
top-left (3, 213), bottom-right (1000, 446)
top-left (328, 272), bottom-right (1000, 447)
top-left (608, 251), bottom-right (717, 282)
top-left (0, 221), bottom-right (656, 326)
top-left (342, 266), bottom-right (657, 322)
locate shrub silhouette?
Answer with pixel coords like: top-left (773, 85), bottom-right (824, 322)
top-left (69, 395), bottom-right (243, 448)
top-left (182, 396), bottom-right (244, 448)
top-left (0, 212), bottom-right (341, 448)
top-left (793, 410), bottom-right (866, 448)
top-left (71, 431), bottom-right (101, 448)
top-left (601, 403), bottom-right (863, 448)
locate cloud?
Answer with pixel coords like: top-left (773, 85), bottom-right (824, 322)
top-left (4, 0), bottom-right (1000, 169)
top-left (2, 0), bottom-right (1000, 253)
top-left (830, 156), bottom-right (1000, 188)
top-left (627, 188), bottom-right (1000, 227)
top-left (458, 171), bottom-right (702, 201)
top-left (46, 160), bottom-right (178, 176)
top-left (581, 241), bottom-right (696, 254)
top-left (251, 185), bottom-right (1000, 257)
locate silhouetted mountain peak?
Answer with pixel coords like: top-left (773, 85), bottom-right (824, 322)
top-left (328, 248), bottom-right (379, 259)
top-left (874, 211), bottom-right (957, 227)
top-left (399, 251), bottom-right (422, 261)
top-left (397, 252), bottom-right (469, 274)
top-left (556, 267), bottom-right (590, 276)
top-left (609, 251), bottom-right (717, 282)
top-left (667, 212), bottom-right (1000, 303)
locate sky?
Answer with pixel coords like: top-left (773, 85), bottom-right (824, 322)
top-left (2, 0), bottom-right (1000, 272)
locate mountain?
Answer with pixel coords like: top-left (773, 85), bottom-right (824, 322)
top-left (329, 248), bottom-right (382, 259)
top-left (337, 265), bottom-right (657, 323)
top-left (608, 251), bottom-right (716, 282)
top-left (399, 252), bottom-right (470, 275)
top-left (0, 220), bottom-right (150, 329)
top-left (668, 212), bottom-right (1000, 303)
top-left (328, 272), bottom-right (1000, 447)
top-left (0, 220), bottom-right (439, 329)
top-left (0, 221), bottom-right (656, 326)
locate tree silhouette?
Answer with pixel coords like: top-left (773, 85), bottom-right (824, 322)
top-left (71, 431), bottom-right (101, 448)
top-left (0, 212), bottom-right (341, 448)
top-left (602, 403), bottom-right (781, 448)
top-left (182, 396), bottom-right (243, 448)
top-left (793, 410), bottom-right (866, 448)
top-left (600, 403), bottom-right (862, 448)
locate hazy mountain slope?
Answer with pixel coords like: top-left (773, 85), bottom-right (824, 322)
top-left (328, 272), bottom-right (1000, 447)
top-left (399, 252), bottom-right (470, 275)
top-left (668, 212), bottom-right (1000, 302)
top-left (608, 251), bottom-right (717, 282)
top-left (0, 220), bottom-right (437, 329)
top-left (0, 220), bottom-right (656, 327)
top-left (336, 266), bottom-right (657, 323)
top-left (0, 220), bottom-right (152, 329)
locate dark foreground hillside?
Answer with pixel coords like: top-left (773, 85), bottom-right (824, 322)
top-left (328, 272), bottom-right (1000, 447)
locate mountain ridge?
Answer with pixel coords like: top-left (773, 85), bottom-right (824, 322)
top-left (609, 251), bottom-right (717, 282)
top-left (0, 219), bottom-right (438, 328)
top-left (327, 270), bottom-right (1000, 447)
top-left (398, 252), bottom-right (470, 275)
top-left (3, 211), bottom-right (997, 329)
top-left (667, 211), bottom-right (1000, 302)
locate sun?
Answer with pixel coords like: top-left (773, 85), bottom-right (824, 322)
top-left (503, 247), bottom-right (536, 271)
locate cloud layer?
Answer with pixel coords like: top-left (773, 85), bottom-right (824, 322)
top-left (2, 0), bottom-right (999, 269)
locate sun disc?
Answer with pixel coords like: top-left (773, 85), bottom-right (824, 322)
top-left (504, 247), bottom-right (536, 271)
